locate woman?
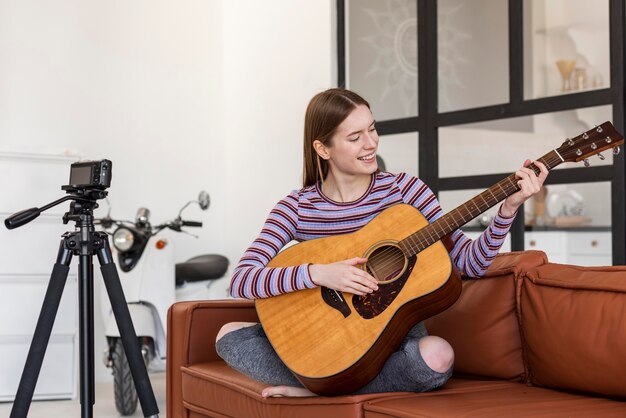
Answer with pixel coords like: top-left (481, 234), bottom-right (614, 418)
top-left (216, 88), bottom-right (548, 398)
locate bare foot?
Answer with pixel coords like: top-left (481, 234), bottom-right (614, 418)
top-left (261, 385), bottom-right (317, 398)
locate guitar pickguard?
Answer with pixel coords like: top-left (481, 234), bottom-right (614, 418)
top-left (353, 255), bottom-right (417, 319)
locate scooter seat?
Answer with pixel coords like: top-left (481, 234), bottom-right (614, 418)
top-left (175, 254), bottom-right (229, 286)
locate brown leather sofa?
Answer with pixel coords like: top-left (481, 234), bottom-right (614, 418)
top-left (167, 250), bottom-right (626, 417)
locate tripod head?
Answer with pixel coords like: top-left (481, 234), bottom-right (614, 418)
top-left (4, 160), bottom-right (111, 230)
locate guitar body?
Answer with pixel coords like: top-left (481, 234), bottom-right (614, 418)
top-left (255, 121), bottom-right (624, 395)
top-left (255, 204), bottom-right (462, 395)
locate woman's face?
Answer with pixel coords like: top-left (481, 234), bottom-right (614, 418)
top-left (324, 104), bottom-right (379, 177)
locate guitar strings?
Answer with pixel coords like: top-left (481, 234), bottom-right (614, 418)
top-left (368, 176), bottom-right (523, 275)
top-left (363, 154), bottom-right (562, 281)
top-left (371, 138), bottom-right (616, 275)
top-left (400, 154), bottom-right (561, 256)
top-left (364, 129), bottom-right (610, 279)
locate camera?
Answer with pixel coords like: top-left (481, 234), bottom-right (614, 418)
top-left (63, 159), bottom-right (112, 190)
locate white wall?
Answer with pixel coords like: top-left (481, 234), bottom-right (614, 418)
top-left (221, 1), bottom-right (335, 269)
top-left (0, 0), bottom-right (335, 383)
top-left (0, 0), bottom-right (226, 255)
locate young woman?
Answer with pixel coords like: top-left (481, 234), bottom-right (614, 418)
top-left (216, 88), bottom-right (548, 398)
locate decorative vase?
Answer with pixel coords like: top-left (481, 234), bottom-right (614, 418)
top-left (556, 60), bottom-right (576, 92)
top-left (573, 68), bottom-right (587, 90)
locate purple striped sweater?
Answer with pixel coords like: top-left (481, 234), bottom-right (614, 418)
top-left (230, 172), bottom-right (515, 299)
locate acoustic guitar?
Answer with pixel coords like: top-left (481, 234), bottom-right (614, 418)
top-left (255, 121), bottom-right (623, 396)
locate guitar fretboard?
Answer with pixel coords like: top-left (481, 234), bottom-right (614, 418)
top-left (398, 150), bottom-right (563, 257)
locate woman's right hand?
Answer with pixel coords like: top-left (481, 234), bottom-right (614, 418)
top-left (309, 257), bottom-right (379, 296)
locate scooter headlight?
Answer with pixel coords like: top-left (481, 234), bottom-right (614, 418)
top-left (113, 228), bottom-right (135, 252)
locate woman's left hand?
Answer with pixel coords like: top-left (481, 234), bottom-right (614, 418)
top-left (500, 159), bottom-right (549, 217)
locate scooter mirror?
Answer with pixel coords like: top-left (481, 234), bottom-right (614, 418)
top-left (198, 190), bottom-right (210, 211)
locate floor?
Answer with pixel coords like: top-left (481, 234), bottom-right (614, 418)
top-left (0, 372), bottom-right (166, 417)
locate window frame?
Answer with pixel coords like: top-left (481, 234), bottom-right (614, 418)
top-left (337, 0), bottom-right (625, 264)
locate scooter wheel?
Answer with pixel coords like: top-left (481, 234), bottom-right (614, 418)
top-left (111, 338), bottom-right (138, 416)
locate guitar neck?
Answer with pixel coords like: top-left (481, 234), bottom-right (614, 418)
top-left (399, 150), bottom-right (564, 257)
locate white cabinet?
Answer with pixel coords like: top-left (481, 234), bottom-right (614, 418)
top-left (563, 231), bottom-right (612, 266)
top-left (525, 231), bottom-right (567, 264)
top-left (0, 152), bottom-right (79, 401)
top-left (525, 230), bottom-right (612, 266)
top-left (464, 229), bottom-right (612, 266)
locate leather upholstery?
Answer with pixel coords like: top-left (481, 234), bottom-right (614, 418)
top-left (167, 299), bottom-right (259, 418)
top-left (522, 263), bottom-right (626, 398)
top-left (167, 251), bottom-right (626, 418)
top-left (426, 250), bottom-right (547, 381)
top-left (182, 362), bottom-right (396, 418)
top-left (363, 378), bottom-right (626, 418)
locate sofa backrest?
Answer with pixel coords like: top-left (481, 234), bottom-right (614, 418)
top-left (521, 263), bottom-right (626, 399)
top-left (427, 250), bottom-right (626, 400)
top-left (426, 250), bottom-right (548, 381)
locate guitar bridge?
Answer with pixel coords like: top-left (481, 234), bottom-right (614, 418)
top-left (321, 287), bottom-right (351, 318)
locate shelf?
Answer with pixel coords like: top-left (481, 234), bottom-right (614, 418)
top-left (534, 21), bottom-right (607, 36)
top-left (462, 225), bottom-right (611, 233)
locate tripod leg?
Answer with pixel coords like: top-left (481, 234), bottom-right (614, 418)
top-left (78, 254), bottom-right (95, 418)
top-left (97, 237), bottom-right (159, 418)
top-left (10, 241), bottom-right (72, 418)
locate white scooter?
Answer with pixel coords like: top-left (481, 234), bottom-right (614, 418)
top-left (97, 191), bottom-right (228, 416)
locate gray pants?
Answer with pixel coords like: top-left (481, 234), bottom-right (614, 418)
top-left (215, 321), bottom-right (452, 394)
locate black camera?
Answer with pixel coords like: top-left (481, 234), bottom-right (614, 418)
top-left (63, 159), bottom-right (112, 190)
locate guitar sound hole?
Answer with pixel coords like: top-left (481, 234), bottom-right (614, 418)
top-left (365, 244), bottom-right (406, 283)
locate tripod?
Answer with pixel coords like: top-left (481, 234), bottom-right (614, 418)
top-left (6, 190), bottom-right (159, 418)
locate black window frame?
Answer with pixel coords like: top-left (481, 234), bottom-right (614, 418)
top-left (337, 0), bottom-right (625, 265)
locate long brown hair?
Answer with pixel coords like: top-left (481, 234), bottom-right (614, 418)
top-left (302, 88), bottom-right (371, 187)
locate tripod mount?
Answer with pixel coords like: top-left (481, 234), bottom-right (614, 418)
top-left (5, 186), bottom-right (159, 418)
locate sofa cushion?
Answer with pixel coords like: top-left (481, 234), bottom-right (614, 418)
top-left (181, 361), bottom-right (406, 418)
top-left (363, 378), bottom-right (626, 417)
top-left (425, 251), bottom-right (547, 381)
top-left (521, 263), bottom-right (626, 399)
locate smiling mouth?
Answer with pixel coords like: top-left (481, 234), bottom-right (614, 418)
top-left (358, 153), bottom-right (376, 161)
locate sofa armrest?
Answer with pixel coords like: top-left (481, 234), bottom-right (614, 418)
top-left (166, 299), bottom-right (258, 418)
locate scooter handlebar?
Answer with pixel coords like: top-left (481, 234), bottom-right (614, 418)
top-left (181, 220), bottom-right (202, 227)
top-left (94, 218), bottom-right (133, 229)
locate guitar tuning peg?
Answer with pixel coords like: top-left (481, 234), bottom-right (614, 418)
top-left (596, 125), bottom-right (604, 133)
top-left (614, 145), bottom-right (621, 155)
top-left (597, 152), bottom-right (605, 161)
top-left (583, 158), bottom-right (591, 167)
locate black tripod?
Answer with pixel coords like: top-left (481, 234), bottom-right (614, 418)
top-left (5, 189), bottom-right (159, 418)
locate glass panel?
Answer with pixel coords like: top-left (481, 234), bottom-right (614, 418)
top-left (377, 132), bottom-right (419, 177)
top-left (438, 0), bottom-right (509, 112)
top-left (524, 0), bottom-right (610, 99)
top-left (444, 185), bottom-right (610, 229)
top-left (439, 188), bottom-right (502, 227)
top-left (526, 180), bottom-right (612, 265)
top-left (346, 0), bottom-right (418, 120)
top-left (539, 182), bottom-right (611, 227)
top-left (439, 105), bottom-right (613, 178)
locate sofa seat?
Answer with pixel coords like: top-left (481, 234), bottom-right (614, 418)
top-left (181, 361), bottom-right (408, 418)
top-left (363, 378), bottom-right (626, 418)
top-left (167, 252), bottom-right (626, 418)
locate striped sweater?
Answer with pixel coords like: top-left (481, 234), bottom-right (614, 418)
top-left (230, 171), bottom-right (515, 299)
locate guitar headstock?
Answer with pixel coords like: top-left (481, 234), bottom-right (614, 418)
top-left (557, 121), bottom-right (624, 164)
